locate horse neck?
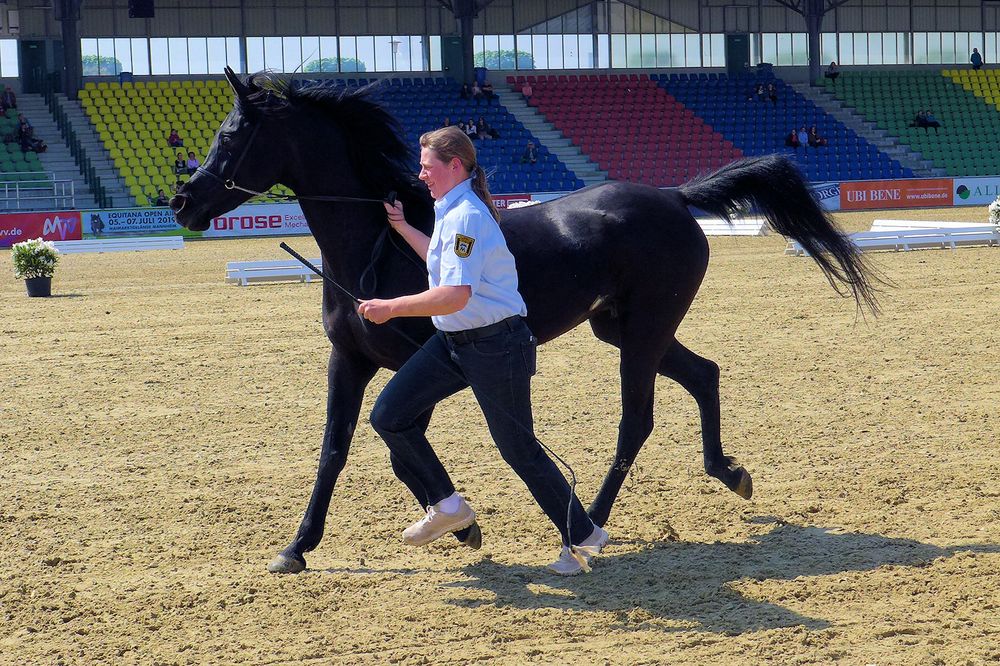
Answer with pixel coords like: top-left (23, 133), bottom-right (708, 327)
top-left (299, 199), bottom-right (386, 285)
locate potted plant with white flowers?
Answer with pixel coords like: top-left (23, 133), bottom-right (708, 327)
top-left (990, 196), bottom-right (1000, 230)
top-left (11, 237), bottom-right (59, 297)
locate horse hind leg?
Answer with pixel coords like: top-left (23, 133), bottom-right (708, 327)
top-left (657, 342), bottom-right (752, 500)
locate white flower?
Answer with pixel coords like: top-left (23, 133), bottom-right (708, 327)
top-left (11, 236), bottom-right (60, 279)
top-left (990, 196), bottom-right (1000, 228)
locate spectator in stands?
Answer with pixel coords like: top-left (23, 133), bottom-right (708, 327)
top-left (456, 121), bottom-right (467, 135)
top-left (785, 128), bottom-right (800, 150)
top-left (464, 118), bottom-right (478, 139)
top-left (154, 189), bottom-right (169, 206)
top-left (16, 113), bottom-right (31, 138)
top-left (167, 128), bottom-right (184, 147)
top-left (521, 82), bottom-right (533, 101)
top-left (0, 86), bottom-right (16, 113)
top-left (477, 116), bottom-right (499, 140)
top-left (520, 140), bottom-right (538, 165)
top-left (441, 117), bottom-right (452, 128)
top-left (971, 48), bottom-right (983, 71)
top-left (767, 83), bottom-right (778, 105)
top-left (173, 151), bottom-right (187, 176)
top-left (808, 125), bottom-right (828, 148)
top-left (471, 82), bottom-right (484, 105)
top-left (186, 151), bottom-right (200, 175)
top-left (459, 83), bottom-right (471, 100)
top-left (16, 116), bottom-right (44, 153)
top-left (797, 126), bottom-right (809, 150)
top-left (482, 81), bottom-right (496, 105)
top-left (19, 131), bottom-right (46, 154)
top-left (922, 110), bottom-right (941, 134)
top-left (825, 62), bottom-right (840, 81)
top-left (909, 110), bottom-right (926, 128)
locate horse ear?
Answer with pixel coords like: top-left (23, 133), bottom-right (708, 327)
top-left (224, 66), bottom-right (250, 100)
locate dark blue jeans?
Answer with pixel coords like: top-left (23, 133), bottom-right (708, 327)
top-left (370, 317), bottom-right (593, 546)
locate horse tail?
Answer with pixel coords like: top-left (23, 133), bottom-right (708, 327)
top-left (678, 154), bottom-right (881, 315)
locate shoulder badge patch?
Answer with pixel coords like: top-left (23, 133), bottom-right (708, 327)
top-left (454, 234), bottom-right (476, 258)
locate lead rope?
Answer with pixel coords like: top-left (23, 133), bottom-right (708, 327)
top-left (280, 242), bottom-right (596, 570)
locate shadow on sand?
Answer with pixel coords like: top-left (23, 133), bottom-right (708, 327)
top-left (442, 517), bottom-right (1000, 634)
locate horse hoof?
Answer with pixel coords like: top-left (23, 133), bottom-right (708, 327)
top-left (732, 468), bottom-right (753, 500)
top-left (463, 521), bottom-right (482, 550)
top-left (267, 552), bottom-right (306, 574)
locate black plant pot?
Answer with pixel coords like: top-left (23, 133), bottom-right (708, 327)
top-left (25, 276), bottom-right (52, 297)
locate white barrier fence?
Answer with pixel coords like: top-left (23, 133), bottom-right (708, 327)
top-left (53, 236), bottom-right (184, 253)
top-left (786, 223), bottom-right (1000, 256)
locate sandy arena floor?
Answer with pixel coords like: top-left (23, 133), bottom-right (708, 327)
top-left (1, 207), bottom-right (999, 664)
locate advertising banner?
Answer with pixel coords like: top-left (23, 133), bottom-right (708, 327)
top-left (0, 210), bottom-right (82, 248)
top-left (810, 182), bottom-right (841, 211)
top-left (952, 177), bottom-right (1000, 206)
top-left (202, 197), bottom-right (530, 237)
top-left (202, 202), bottom-right (310, 238)
top-left (839, 178), bottom-right (953, 210)
top-left (82, 207), bottom-right (193, 238)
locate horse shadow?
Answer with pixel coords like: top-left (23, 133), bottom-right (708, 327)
top-left (443, 517), bottom-right (1000, 634)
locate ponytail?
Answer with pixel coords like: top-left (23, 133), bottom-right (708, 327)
top-left (471, 163), bottom-right (500, 221)
top-left (420, 126), bottom-right (500, 221)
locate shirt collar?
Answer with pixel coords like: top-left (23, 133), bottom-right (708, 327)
top-left (434, 178), bottom-right (473, 215)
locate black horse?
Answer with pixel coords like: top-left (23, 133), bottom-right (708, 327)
top-left (171, 69), bottom-right (878, 574)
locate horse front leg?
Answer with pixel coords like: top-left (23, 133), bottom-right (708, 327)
top-left (587, 345), bottom-right (660, 528)
top-left (268, 349), bottom-right (377, 574)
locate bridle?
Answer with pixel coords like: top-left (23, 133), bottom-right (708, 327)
top-left (192, 118), bottom-right (422, 297)
top-left (194, 121), bottom-right (390, 205)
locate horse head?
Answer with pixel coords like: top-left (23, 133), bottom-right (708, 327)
top-left (171, 67), bottom-right (297, 231)
top-left (172, 68), bottom-right (420, 234)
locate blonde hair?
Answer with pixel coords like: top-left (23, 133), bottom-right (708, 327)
top-left (419, 126), bottom-right (500, 221)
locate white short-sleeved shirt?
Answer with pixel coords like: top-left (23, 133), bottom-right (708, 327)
top-left (426, 178), bottom-right (527, 332)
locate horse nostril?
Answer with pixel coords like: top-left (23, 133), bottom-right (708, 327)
top-left (169, 194), bottom-right (187, 213)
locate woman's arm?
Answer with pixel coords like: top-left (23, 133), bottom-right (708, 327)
top-left (384, 201), bottom-right (430, 260)
top-left (358, 285), bottom-right (471, 324)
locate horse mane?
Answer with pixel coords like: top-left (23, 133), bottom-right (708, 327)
top-left (243, 71), bottom-right (428, 206)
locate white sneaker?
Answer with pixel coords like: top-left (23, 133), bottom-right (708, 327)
top-left (547, 524), bottom-right (609, 576)
top-left (402, 498), bottom-right (477, 547)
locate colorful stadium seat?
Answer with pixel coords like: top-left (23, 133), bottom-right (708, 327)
top-left (826, 69), bottom-right (1000, 176)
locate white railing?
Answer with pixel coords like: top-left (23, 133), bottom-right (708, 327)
top-left (0, 171), bottom-right (76, 211)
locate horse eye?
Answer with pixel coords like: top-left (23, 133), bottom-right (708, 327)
top-left (220, 135), bottom-right (231, 145)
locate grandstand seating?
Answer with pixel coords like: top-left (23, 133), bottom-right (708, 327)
top-left (80, 77), bottom-right (579, 205)
top-left (824, 70), bottom-right (1000, 176)
top-left (79, 80), bottom-right (294, 206)
top-left (509, 73), bottom-right (740, 186)
top-left (354, 77), bottom-right (582, 193)
top-left (661, 71), bottom-right (911, 183)
top-left (0, 109), bottom-right (49, 189)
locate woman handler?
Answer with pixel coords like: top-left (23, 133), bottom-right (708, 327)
top-left (359, 127), bottom-right (607, 575)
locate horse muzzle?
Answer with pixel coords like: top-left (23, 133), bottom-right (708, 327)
top-left (169, 194), bottom-right (211, 231)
